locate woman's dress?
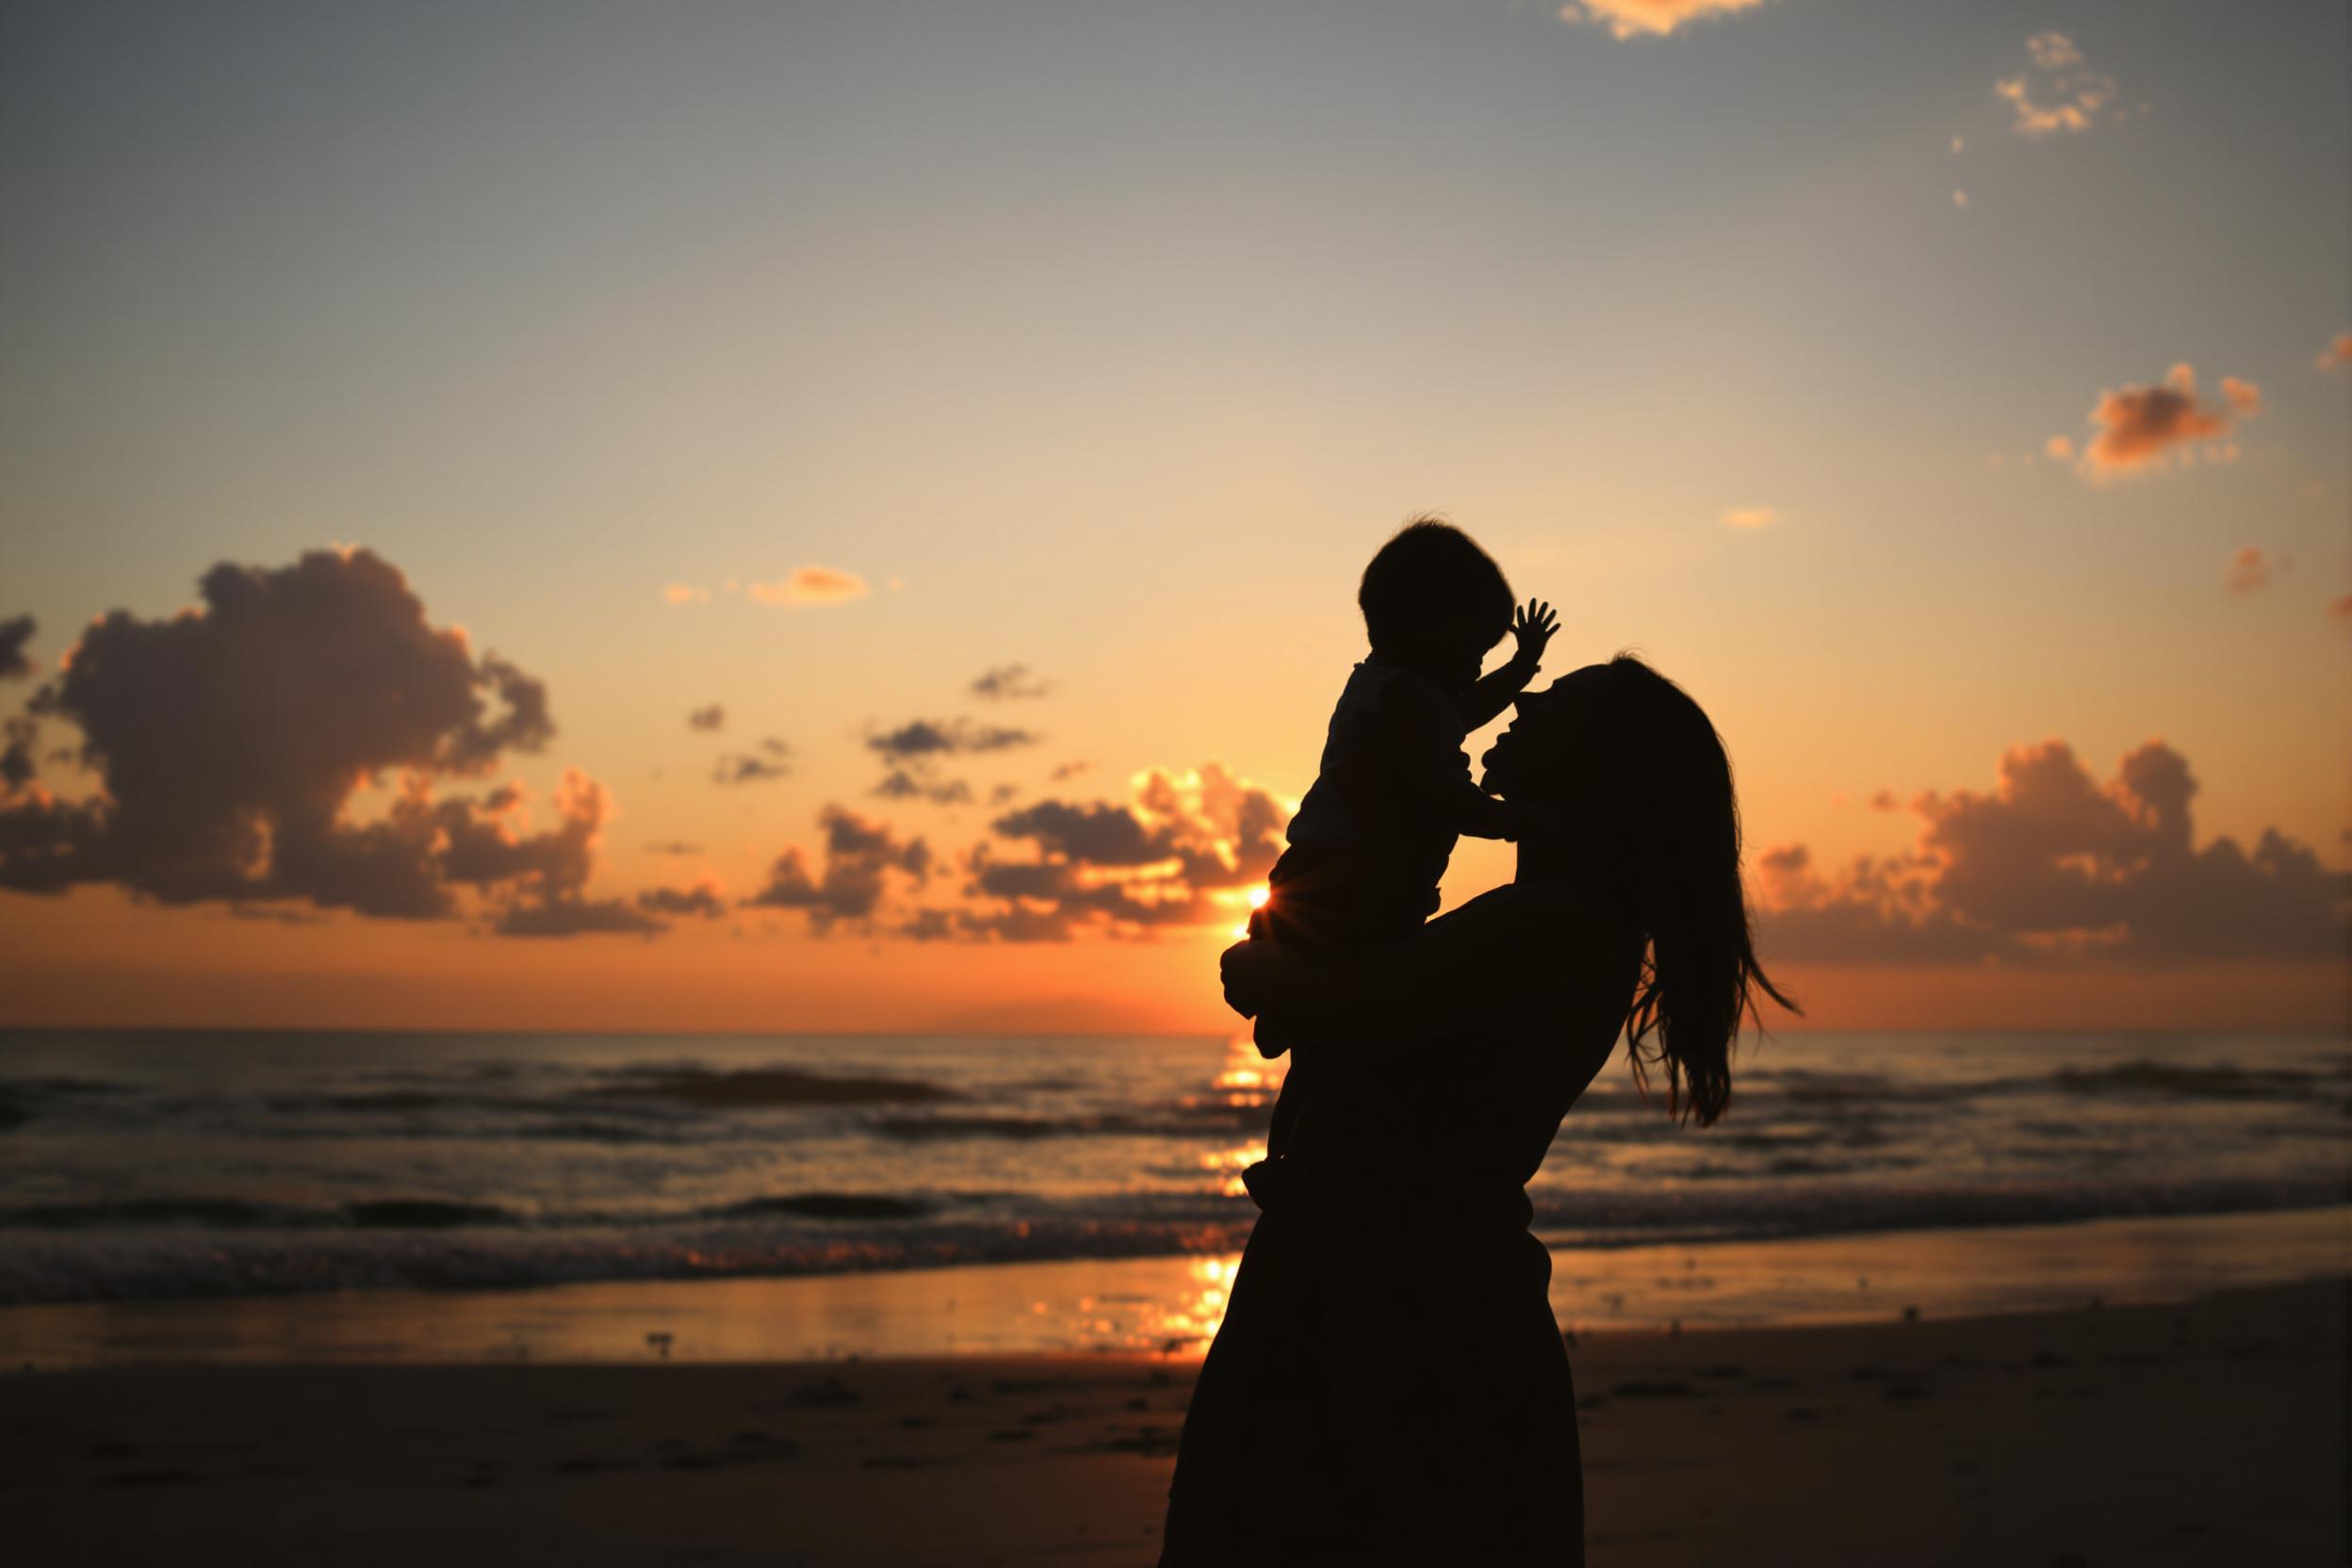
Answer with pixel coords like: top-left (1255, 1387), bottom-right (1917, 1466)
top-left (1160, 884), bottom-right (1634, 1565)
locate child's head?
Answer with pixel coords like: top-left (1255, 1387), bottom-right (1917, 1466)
top-left (1358, 516), bottom-right (1514, 688)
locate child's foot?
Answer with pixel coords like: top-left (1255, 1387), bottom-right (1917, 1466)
top-left (1253, 1010), bottom-right (1300, 1058)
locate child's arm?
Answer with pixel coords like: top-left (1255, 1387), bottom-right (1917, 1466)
top-left (1455, 599), bottom-right (1559, 733)
top-left (1379, 670), bottom-right (1522, 841)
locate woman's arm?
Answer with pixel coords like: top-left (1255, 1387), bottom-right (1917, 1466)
top-left (1225, 881), bottom-right (1620, 1054)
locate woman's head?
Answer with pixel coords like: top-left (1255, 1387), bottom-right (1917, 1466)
top-left (1480, 654), bottom-right (1795, 1126)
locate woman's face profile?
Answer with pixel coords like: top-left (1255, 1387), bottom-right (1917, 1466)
top-left (1478, 666), bottom-right (1604, 799)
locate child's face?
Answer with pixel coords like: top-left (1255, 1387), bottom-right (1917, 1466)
top-left (1437, 634), bottom-right (1491, 692)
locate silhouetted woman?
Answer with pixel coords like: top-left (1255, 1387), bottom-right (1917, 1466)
top-left (1160, 655), bottom-right (1793, 1565)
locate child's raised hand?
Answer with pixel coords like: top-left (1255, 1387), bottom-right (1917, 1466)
top-left (1510, 599), bottom-right (1559, 665)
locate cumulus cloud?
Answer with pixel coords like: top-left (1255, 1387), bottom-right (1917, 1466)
top-left (1558, 0), bottom-right (1771, 41)
top-left (971, 663), bottom-right (1052, 701)
top-left (0, 549), bottom-right (645, 934)
top-left (1756, 738), bottom-right (2344, 964)
top-left (0, 615), bottom-right (32, 680)
top-left (946, 762), bottom-right (1289, 942)
top-left (745, 806), bottom-right (930, 933)
top-left (2077, 364), bottom-right (2253, 476)
top-left (687, 704), bottom-right (725, 732)
top-left (2224, 547), bottom-right (2283, 595)
top-left (1, 716), bottom-right (34, 793)
top-left (2043, 434), bottom-right (2075, 463)
top-left (635, 878), bottom-right (728, 921)
top-left (1997, 32), bottom-right (2120, 138)
top-left (663, 584), bottom-right (710, 605)
top-left (2317, 333), bottom-right (2352, 372)
top-left (1722, 506), bottom-right (1780, 530)
top-left (712, 738), bottom-right (792, 785)
top-left (748, 565), bottom-right (868, 606)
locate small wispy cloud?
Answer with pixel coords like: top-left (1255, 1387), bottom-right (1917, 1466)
top-left (2075, 364), bottom-right (2256, 478)
top-left (712, 738), bottom-right (792, 785)
top-left (663, 583), bottom-right (710, 605)
top-left (748, 565), bottom-right (870, 606)
top-left (1722, 506), bottom-right (1781, 530)
top-left (2224, 546), bottom-right (2284, 596)
top-left (1997, 32), bottom-right (2122, 138)
top-left (2315, 333), bottom-right (2352, 373)
top-left (1557, 0), bottom-right (1771, 41)
top-left (971, 663), bottom-right (1052, 701)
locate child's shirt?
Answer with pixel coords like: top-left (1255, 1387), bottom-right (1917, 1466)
top-left (1267, 651), bottom-right (1537, 950)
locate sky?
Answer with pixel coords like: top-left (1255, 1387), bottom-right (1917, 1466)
top-left (1, 0), bottom-right (2345, 1033)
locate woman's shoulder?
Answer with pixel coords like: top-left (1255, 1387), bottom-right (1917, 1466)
top-left (1424, 879), bottom-right (1633, 989)
top-left (1450, 877), bottom-right (1625, 940)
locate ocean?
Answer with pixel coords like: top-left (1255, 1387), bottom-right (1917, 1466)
top-left (1, 1027), bottom-right (2344, 1318)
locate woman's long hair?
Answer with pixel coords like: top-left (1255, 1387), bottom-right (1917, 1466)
top-left (1576, 655), bottom-right (1796, 1127)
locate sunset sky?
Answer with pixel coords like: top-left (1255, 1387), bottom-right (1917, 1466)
top-left (2, 0), bottom-right (2344, 1032)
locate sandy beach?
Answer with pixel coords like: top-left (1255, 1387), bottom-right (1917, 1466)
top-left (8, 1275), bottom-right (2342, 1566)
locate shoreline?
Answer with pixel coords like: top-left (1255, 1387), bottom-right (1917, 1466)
top-left (8, 1277), bottom-right (2342, 1565)
top-left (3, 1204), bottom-right (2344, 1369)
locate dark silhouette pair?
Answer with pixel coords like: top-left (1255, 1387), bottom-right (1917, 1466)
top-left (1161, 519), bottom-right (1791, 1564)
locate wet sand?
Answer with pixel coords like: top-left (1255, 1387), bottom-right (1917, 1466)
top-left (7, 1277), bottom-right (2342, 1566)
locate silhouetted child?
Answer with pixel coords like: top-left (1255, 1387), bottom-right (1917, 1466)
top-left (1245, 517), bottom-right (1557, 1167)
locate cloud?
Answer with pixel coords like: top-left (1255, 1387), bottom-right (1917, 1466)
top-left (867, 718), bottom-right (1039, 761)
top-left (645, 841), bottom-right (704, 856)
top-left (687, 704), bottom-right (725, 732)
top-left (663, 584), bottom-right (710, 605)
top-left (1867, 790), bottom-right (1901, 812)
top-left (0, 615), bottom-right (32, 680)
top-left (635, 878), bottom-right (728, 921)
top-left (1756, 738), bottom-right (2344, 964)
top-left (1952, 189), bottom-right (1968, 209)
top-left (745, 806), bottom-right (930, 933)
top-left (2330, 594), bottom-right (2352, 629)
top-left (0, 549), bottom-right (644, 933)
top-left (948, 762), bottom-right (1289, 941)
top-left (711, 738), bottom-right (792, 785)
top-left (747, 565), bottom-right (868, 606)
top-left (2078, 364), bottom-right (2252, 476)
top-left (1722, 506), bottom-right (1780, 530)
top-left (971, 663), bottom-right (1052, 701)
top-left (496, 892), bottom-right (665, 938)
top-left (1997, 32), bottom-right (2120, 138)
top-left (1, 717), bottom-right (34, 792)
top-left (2224, 546), bottom-right (2283, 595)
top-left (874, 768), bottom-right (973, 806)
top-left (1557, 0), bottom-right (1771, 41)
top-left (2317, 333), bottom-right (2352, 372)
top-left (2043, 434), bottom-right (2075, 463)
top-left (1048, 760), bottom-right (1092, 783)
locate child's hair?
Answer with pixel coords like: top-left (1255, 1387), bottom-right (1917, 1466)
top-left (1357, 515), bottom-right (1515, 663)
